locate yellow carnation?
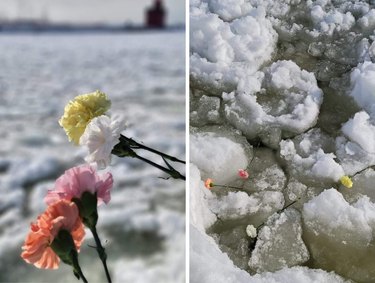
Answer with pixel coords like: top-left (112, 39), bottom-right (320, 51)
top-left (59, 91), bottom-right (111, 144)
top-left (340, 175), bottom-right (353, 189)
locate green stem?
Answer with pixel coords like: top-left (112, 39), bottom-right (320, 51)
top-left (134, 153), bottom-right (186, 180)
top-left (120, 135), bottom-right (185, 164)
top-left (71, 251), bottom-right (88, 283)
top-left (212, 184), bottom-right (243, 190)
top-left (112, 141), bottom-right (186, 180)
top-left (90, 226), bottom-right (112, 283)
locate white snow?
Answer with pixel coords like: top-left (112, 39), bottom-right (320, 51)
top-left (280, 129), bottom-right (344, 183)
top-left (349, 61), bottom-right (375, 116)
top-left (224, 61), bottom-right (323, 146)
top-left (190, 132), bottom-right (249, 184)
top-left (342, 111), bottom-right (375, 153)
top-left (303, 189), bottom-right (375, 246)
top-left (190, 0), bottom-right (277, 90)
top-left (336, 111), bottom-right (375, 175)
top-left (310, 5), bottom-right (355, 35)
top-left (190, 164), bottom-right (217, 232)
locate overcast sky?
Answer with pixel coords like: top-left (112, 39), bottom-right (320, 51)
top-left (0, 0), bottom-right (185, 25)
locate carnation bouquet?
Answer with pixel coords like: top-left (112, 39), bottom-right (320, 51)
top-left (21, 91), bottom-right (185, 282)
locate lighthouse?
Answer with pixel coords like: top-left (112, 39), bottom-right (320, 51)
top-left (146, 0), bottom-right (166, 28)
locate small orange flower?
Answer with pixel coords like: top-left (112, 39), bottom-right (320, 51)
top-left (204, 178), bottom-right (214, 189)
top-left (21, 200), bottom-right (85, 269)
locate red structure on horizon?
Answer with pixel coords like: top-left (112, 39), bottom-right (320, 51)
top-left (146, 0), bottom-right (166, 28)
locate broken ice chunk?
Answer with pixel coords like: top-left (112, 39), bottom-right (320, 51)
top-left (208, 191), bottom-right (284, 220)
top-left (190, 1), bottom-right (277, 91)
top-left (279, 129), bottom-right (344, 184)
top-left (224, 60), bottom-right (323, 146)
top-left (310, 5), bottom-right (355, 36)
top-left (251, 164), bottom-right (286, 192)
top-left (206, 0), bottom-right (254, 21)
top-left (249, 209), bottom-right (309, 273)
top-left (336, 111), bottom-right (375, 175)
top-left (303, 188), bottom-right (375, 282)
top-left (303, 188), bottom-right (375, 246)
top-left (342, 111), bottom-right (375, 153)
top-left (190, 164), bottom-right (217, 232)
top-left (341, 168), bottom-right (375, 204)
top-left (190, 131), bottom-right (250, 184)
top-left (190, 95), bottom-right (221, 126)
top-left (349, 61), bottom-right (375, 117)
top-left (244, 147), bottom-right (286, 192)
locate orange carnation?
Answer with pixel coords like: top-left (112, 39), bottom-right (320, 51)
top-left (21, 200), bottom-right (85, 269)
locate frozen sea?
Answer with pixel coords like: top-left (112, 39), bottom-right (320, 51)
top-left (0, 31), bottom-right (185, 282)
top-left (190, 0), bottom-right (375, 282)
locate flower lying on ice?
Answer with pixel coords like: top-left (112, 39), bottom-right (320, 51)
top-left (246, 225), bottom-right (257, 238)
top-left (21, 200), bottom-right (85, 269)
top-left (45, 164), bottom-right (113, 206)
top-left (59, 91), bottom-right (111, 145)
top-left (340, 175), bottom-right (353, 189)
top-left (80, 115), bottom-right (125, 168)
top-left (238, 169), bottom-right (249, 179)
top-left (204, 178), bottom-right (214, 189)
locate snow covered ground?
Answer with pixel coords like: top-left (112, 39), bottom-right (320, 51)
top-left (0, 32), bottom-right (185, 282)
top-left (190, 0), bottom-right (375, 282)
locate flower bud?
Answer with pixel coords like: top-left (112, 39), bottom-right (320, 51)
top-left (73, 191), bottom-right (98, 229)
top-left (50, 229), bottom-right (77, 267)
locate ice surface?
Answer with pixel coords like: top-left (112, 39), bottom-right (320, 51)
top-left (189, 0), bottom-right (375, 281)
top-left (3, 156), bottom-right (62, 188)
top-left (191, 225), bottom-right (347, 283)
top-left (249, 209), bottom-right (309, 273)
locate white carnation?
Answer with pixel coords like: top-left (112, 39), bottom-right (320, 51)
top-left (246, 224), bottom-right (257, 238)
top-left (80, 115), bottom-right (125, 168)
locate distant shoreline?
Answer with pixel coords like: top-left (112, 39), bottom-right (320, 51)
top-left (0, 23), bottom-right (185, 34)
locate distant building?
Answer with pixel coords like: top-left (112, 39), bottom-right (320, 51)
top-left (146, 0), bottom-right (166, 28)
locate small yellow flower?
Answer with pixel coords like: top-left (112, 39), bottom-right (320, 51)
top-left (340, 175), bottom-right (353, 189)
top-left (59, 91), bottom-right (111, 144)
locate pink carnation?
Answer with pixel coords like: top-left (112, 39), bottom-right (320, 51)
top-left (45, 165), bottom-right (113, 206)
top-left (238, 169), bottom-right (249, 179)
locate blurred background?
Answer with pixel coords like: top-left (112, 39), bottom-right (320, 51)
top-left (0, 0), bottom-right (185, 282)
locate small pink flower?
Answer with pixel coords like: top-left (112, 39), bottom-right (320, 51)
top-left (238, 169), bottom-right (249, 179)
top-left (45, 165), bottom-right (113, 206)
